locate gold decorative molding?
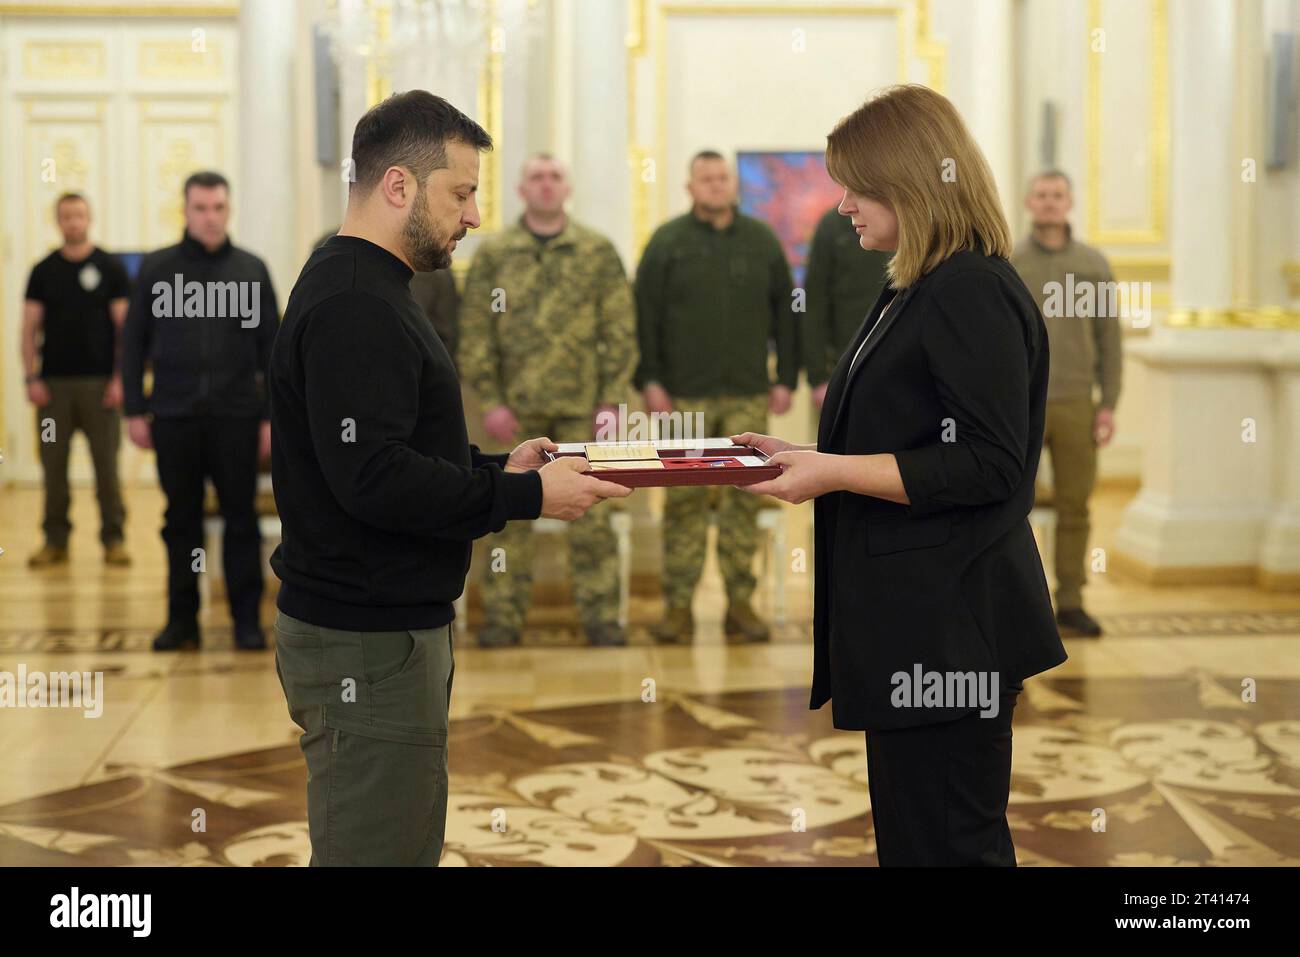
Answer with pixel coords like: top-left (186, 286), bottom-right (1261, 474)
top-left (1109, 551), bottom-right (1260, 587)
top-left (1085, 0), bottom-right (1169, 246)
top-left (1285, 262), bottom-right (1300, 300)
top-left (138, 39), bottom-right (223, 79)
top-left (1164, 306), bottom-right (1300, 330)
top-left (913, 0), bottom-right (944, 91)
top-left (1110, 254), bottom-right (1170, 283)
top-left (626, 0), bottom-right (650, 253)
top-left (136, 97), bottom-right (225, 243)
top-left (477, 0), bottom-right (504, 233)
top-left (22, 40), bottom-right (106, 78)
top-left (363, 0), bottom-right (392, 107)
top-left (0, 2), bottom-right (237, 14)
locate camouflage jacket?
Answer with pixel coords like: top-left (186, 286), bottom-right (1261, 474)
top-left (459, 217), bottom-right (638, 418)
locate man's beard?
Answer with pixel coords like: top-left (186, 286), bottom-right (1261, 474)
top-left (403, 190), bottom-right (463, 272)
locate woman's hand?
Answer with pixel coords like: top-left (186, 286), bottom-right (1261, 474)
top-left (740, 450), bottom-right (844, 504)
top-left (730, 432), bottom-right (811, 457)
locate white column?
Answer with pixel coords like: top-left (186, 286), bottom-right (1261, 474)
top-left (562, 0), bottom-right (631, 268)
top-left (944, 0), bottom-right (1017, 222)
top-left (238, 0), bottom-right (298, 298)
top-left (1114, 0), bottom-right (1292, 585)
top-left (1167, 0), bottom-right (1236, 314)
top-left (1256, 0), bottom-right (1300, 588)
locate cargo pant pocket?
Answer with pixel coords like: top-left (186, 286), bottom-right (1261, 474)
top-left (320, 704), bottom-right (448, 866)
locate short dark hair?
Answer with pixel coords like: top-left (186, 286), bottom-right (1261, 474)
top-left (54, 192), bottom-right (88, 213)
top-left (183, 171), bottom-right (229, 200)
top-left (1028, 169), bottom-right (1072, 193)
top-left (689, 149), bottom-right (726, 174)
top-left (349, 90), bottom-right (492, 196)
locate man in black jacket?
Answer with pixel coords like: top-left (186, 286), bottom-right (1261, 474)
top-left (122, 171), bottom-right (279, 652)
top-left (269, 91), bottom-right (628, 866)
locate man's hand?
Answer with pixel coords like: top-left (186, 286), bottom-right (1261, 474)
top-left (26, 379), bottom-right (51, 408)
top-left (102, 375), bottom-right (123, 409)
top-left (811, 381), bottom-right (829, 409)
top-left (505, 436), bottom-right (557, 473)
top-left (483, 404), bottom-right (519, 445)
top-left (258, 420), bottom-right (272, 463)
top-left (126, 415), bottom-right (152, 450)
top-left (643, 383), bottom-right (673, 415)
top-left (731, 431), bottom-right (810, 457)
top-left (768, 384), bottom-right (793, 415)
top-left (1094, 407), bottom-right (1116, 447)
top-left (538, 456), bottom-right (632, 520)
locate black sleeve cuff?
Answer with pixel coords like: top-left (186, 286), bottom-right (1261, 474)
top-left (500, 469), bottom-right (543, 521)
top-left (893, 445), bottom-right (949, 518)
top-left (470, 444), bottom-right (510, 469)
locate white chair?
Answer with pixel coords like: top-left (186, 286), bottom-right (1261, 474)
top-left (756, 507), bottom-right (787, 627)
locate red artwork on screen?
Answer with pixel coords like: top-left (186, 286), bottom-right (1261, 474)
top-left (737, 151), bottom-right (844, 285)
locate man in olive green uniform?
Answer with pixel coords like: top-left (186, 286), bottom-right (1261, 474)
top-left (1011, 170), bottom-right (1122, 638)
top-left (460, 153), bottom-right (638, 647)
top-left (802, 203), bottom-right (891, 410)
top-left (635, 150), bottom-right (798, 644)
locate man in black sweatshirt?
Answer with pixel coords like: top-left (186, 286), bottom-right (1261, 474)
top-left (269, 91), bottom-right (630, 866)
top-left (122, 171), bottom-right (279, 652)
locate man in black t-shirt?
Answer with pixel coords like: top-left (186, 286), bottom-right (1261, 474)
top-left (22, 193), bottom-right (132, 568)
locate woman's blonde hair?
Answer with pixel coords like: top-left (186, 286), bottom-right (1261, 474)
top-left (826, 84), bottom-right (1012, 288)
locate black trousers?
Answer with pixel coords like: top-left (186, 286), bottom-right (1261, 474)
top-left (865, 686), bottom-right (1021, 866)
top-left (152, 415), bottom-right (263, 628)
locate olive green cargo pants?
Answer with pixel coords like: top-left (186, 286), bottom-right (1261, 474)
top-left (274, 610), bottom-right (454, 866)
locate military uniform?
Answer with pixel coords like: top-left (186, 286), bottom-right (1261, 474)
top-left (459, 217), bottom-right (638, 633)
top-left (634, 208), bottom-right (797, 611)
top-left (802, 205), bottom-right (892, 387)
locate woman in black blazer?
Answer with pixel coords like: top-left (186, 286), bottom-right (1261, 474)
top-left (737, 85), bottom-right (1067, 866)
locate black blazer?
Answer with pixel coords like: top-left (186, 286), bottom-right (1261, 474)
top-left (812, 250), bottom-right (1066, 731)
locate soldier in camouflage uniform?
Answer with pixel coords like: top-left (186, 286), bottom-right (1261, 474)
top-left (460, 154), bottom-right (638, 647)
top-left (635, 151), bottom-right (798, 644)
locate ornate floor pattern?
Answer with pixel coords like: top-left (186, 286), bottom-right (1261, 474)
top-left (2, 677), bottom-right (1298, 867)
top-left (4, 609), bottom-right (1299, 654)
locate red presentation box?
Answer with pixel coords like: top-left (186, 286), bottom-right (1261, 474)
top-left (543, 438), bottom-right (783, 488)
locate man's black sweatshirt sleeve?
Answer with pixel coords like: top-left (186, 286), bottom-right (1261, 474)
top-left (301, 292), bottom-right (542, 540)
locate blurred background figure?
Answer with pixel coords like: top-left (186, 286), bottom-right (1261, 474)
top-left (21, 193), bottom-right (132, 568)
top-left (121, 171), bottom-right (280, 652)
top-left (635, 150), bottom-right (798, 645)
top-left (460, 153), bottom-right (638, 647)
top-left (802, 203), bottom-right (891, 410)
top-left (1012, 170), bottom-right (1122, 639)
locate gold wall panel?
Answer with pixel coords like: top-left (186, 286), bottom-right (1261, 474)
top-left (138, 38), bottom-right (224, 80)
top-left (137, 100), bottom-right (225, 247)
top-left (22, 39), bottom-right (106, 78)
top-left (21, 99), bottom-right (109, 271)
top-left (1085, 0), bottom-right (1169, 246)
